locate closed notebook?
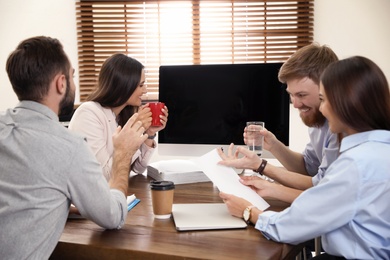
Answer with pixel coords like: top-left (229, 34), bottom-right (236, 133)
top-left (172, 203), bottom-right (247, 231)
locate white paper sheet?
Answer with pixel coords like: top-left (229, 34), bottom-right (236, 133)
top-left (191, 149), bottom-right (270, 211)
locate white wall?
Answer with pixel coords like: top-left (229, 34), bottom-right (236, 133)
top-left (288, 0), bottom-right (390, 152)
top-left (0, 0), bottom-right (79, 110)
top-left (314, 0), bottom-right (390, 81)
top-left (1, 0), bottom-right (389, 152)
top-left (287, 0), bottom-right (390, 152)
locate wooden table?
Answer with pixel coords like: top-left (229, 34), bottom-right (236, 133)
top-left (50, 174), bottom-right (303, 260)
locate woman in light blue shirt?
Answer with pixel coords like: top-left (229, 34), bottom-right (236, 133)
top-left (218, 56), bottom-right (390, 259)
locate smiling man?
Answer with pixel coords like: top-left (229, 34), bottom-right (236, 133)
top-left (234, 44), bottom-right (340, 204)
top-left (276, 44), bottom-right (339, 181)
top-left (219, 44), bottom-right (340, 258)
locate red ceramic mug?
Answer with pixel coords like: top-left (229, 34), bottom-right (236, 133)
top-left (149, 102), bottom-right (165, 126)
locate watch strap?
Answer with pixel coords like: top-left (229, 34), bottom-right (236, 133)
top-left (253, 159), bottom-right (267, 175)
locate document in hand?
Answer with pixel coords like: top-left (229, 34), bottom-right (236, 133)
top-left (147, 160), bottom-right (210, 184)
top-left (191, 149), bottom-right (270, 211)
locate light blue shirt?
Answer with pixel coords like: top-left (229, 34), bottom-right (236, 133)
top-left (302, 120), bottom-right (339, 185)
top-left (256, 130), bottom-right (390, 259)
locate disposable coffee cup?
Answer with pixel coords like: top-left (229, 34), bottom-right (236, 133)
top-left (150, 180), bottom-right (175, 219)
top-left (149, 102), bottom-right (165, 126)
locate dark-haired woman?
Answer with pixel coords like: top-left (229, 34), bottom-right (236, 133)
top-left (69, 54), bottom-right (168, 180)
top-left (218, 56), bottom-right (390, 259)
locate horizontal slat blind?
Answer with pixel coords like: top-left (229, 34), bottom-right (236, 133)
top-left (76, 0), bottom-right (313, 101)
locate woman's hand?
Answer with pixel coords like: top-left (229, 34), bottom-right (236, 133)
top-left (137, 104), bottom-right (152, 130)
top-left (239, 175), bottom-right (278, 199)
top-left (219, 192), bottom-right (251, 218)
top-left (145, 105), bottom-right (169, 136)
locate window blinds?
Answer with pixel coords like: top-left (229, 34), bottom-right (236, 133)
top-left (76, 0), bottom-right (313, 101)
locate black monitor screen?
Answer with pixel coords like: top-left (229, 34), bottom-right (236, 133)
top-left (158, 63), bottom-right (289, 147)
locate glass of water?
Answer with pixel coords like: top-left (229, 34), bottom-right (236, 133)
top-left (246, 121), bottom-right (273, 182)
top-left (246, 121), bottom-right (265, 156)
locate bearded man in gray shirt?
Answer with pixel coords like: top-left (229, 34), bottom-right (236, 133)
top-left (0, 36), bottom-right (148, 259)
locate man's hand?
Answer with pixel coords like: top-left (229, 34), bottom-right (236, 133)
top-left (137, 104), bottom-right (152, 130)
top-left (113, 113), bottom-right (148, 158)
top-left (110, 113), bottom-right (148, 195)
top-left (243, 127), bottom-right (278, 152)
top-left (217, 143), bottom-right (262, 171)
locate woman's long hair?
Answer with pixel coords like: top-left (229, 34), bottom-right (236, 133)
top-left (88, 53), bottom-right (144, 127)
top-left (321, 56), bottom-right (390, 132)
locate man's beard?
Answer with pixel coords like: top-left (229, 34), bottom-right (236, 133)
top-left (58, 77), bottom-right (75, 118)
top-left (301, 106), bottom-right (326, 128)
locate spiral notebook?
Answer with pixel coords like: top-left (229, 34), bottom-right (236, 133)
top-left (172, 203), bottom-right (247, 231)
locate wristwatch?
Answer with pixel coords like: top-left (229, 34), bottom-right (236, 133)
top-left (148, 133), bottom-right (157, 139)
top-left (243, 205), bottom-right (255, 224)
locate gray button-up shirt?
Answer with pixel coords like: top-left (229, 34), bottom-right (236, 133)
top-left (0, 101), bottom-right (127, 260)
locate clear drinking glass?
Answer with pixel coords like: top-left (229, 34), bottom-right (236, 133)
top-left (246, 121), bottom-right (264, 156)
top-left (245, 121), bottom-right (273, 182)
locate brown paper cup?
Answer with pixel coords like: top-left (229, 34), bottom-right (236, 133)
top-left (150, 181), bottom-right (175, 219)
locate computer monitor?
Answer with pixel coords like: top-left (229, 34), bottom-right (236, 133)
top-left (157, 63), bottom-right (289, 157)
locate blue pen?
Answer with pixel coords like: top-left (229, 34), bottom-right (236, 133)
top-left (128, 198), bottom-right (141, 211)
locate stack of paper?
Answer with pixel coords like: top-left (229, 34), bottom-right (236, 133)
top-left (147, 159), bottom-right (210, 185)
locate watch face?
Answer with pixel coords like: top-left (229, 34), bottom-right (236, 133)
top-left (243, 209), bottom-right (250, 221)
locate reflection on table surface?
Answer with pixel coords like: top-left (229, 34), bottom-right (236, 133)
top-left (51, 174), bottom-right (303, 260)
